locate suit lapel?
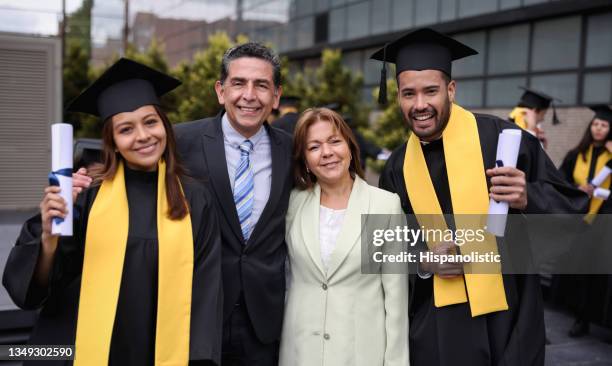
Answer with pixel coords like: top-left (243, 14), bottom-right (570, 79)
top-left (247, 124), bottom-right (288, 248)
top-left (299, 185), bottom-right (327, 278)
top-left (202, 114), bottom-right (244, 244)
top-left (326, 176), bottom-right (370, 279)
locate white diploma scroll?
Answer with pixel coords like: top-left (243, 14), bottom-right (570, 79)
top-left (594, 187), bottom-right (611, 200)
top-left (591, 165), bottom-right (612, 187)
top-left (486, 129), bottom-right (522, 237)
top-left (51, 123), bottom-right (73, 236)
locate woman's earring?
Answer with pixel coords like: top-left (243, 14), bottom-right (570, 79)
top-left (306, 166), bottom-right (310, 174)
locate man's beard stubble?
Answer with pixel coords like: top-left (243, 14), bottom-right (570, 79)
top-left (407, 97), bottom-right (452, 141)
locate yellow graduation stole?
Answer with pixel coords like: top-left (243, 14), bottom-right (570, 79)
top-left (75, 161), bottom-right (194, 366)
top-left (403, 103), bottom-right (508, 317)
top-left (573, 144), bottom-right (612, 218)
top-left (509, 107), bottom-right (528, 130)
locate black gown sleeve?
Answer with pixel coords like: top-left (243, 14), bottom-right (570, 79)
top-left (558, 150), bottom-right (579, 185)
top-left (185, 182), bottom-right (224, 365)
top-left (2, 188), bottom-right (93, 310)
top-left (520, 133), bottom-right (589, 214)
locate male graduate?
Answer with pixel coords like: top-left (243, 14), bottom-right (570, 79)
top-left (372, 28), bottom-right (589, 366)
top-left (272, 95), bottom-right (300, 134)
top-left (508, 87), bottom-right (560, 148)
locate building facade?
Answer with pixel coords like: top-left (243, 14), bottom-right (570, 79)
top-left (245, 0), bottom-right (612, 164)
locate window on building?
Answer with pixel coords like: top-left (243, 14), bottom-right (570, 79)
top-left (585, 12), bottom-right (612, 68)
top-left (392, 0), bottom-right (414, 30)
top-left (331, 0), bottom-right (346, 7)
top-left (314, 12), bottom-right (329, 44)
top-left (346, 1), bottom-right (370, 40)
top-left (296, 16), bottom-right (314, 49)
top-left (530, 73), bottom-right (578, 106)
top-left (415, 0), bottom-right (438, 26)
top-left (499, 0), bottom-right (521, 10)
top-left (343, 50), bottom-right (363, 74)
top-left (523, 0), bottom-right (548, 5)
top-left (316, 0), bottom-right (330, 12)
top-left (582, 72), bottom-right (612, 104)
top-left (329, 7), bottom-right (346, 43)
top-left (453, 31), bottom-right (486, 77)
top-left (296, 0), bottom-right (315, 17)
top-left (485, 77), bottom-right (527, 107)
top-left (364, 47), bottom-right (385, 85)
top-left (440, 0), bottom-right (457, 22)
top-left (459, 0), bottom-right (497, 19)
top-left (455, 79), bottom-right (484, 108)
top-left (531, 16), bottom-right (581, 71)
top-left (487, 24), bottom-right (529, 75)
top-left (371, 0), bottom-right (392, 35)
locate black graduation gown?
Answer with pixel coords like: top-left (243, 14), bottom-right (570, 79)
top-left (553, 147), bottom-right (612, 327)
top-left (272, 112), bottom-right (299, 135)
top-left (379, 113), bottom-right (589, 366)
top-left (2, 167), bottom-right (223, 366)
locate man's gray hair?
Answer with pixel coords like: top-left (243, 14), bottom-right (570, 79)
top-left (220, 42), bottom-right (282, 88)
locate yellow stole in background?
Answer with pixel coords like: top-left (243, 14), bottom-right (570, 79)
top-left (403, 103), bottom-right (508, 317)
top-left (573, 145), bottom-right (612, 217)
top-left (75, 161), bottom-right (194, 366)
top-left (509, 107), bottom-right (528, 130)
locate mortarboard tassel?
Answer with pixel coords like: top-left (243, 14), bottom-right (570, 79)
top-left (378, 44), bottom-right (388, 106)
top-left (552, 102), bottom-right (560, 125)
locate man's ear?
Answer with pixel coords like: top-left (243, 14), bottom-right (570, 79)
top-left (273, 85), bottom-right (283, 110)
top-left (447, 79), bottom-right (456, 103)
top-left (214, 80), bottom-right (225, 105)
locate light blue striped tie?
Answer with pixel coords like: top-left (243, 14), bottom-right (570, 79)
top-left (234, 139), bottom-right (254, 242)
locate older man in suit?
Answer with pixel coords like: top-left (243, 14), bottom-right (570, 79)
top-left (175, 43), bottom-right (293, 365)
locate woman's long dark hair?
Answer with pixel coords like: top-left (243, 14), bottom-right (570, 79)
top-left (89, 105), bottom-right (188, 220)
top-left (573, 118), bottom-right (611, 162)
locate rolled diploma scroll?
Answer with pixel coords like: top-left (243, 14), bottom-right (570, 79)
top-left (591, 165), bottom-right (611, 187)
top-left (51, 123), bottom-right (73, 236)
top-left (594, 187), bottom-right (610, 200)
top-left (486, 129), bottom-right (522, 237)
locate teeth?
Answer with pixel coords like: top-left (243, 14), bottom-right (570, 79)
top-left (413, 114), bottom-right (434, 121)
top-left (240, 107), bottom-right (258, 112)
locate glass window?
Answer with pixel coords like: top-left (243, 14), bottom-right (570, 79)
top-left (277, 24), bottom-right (290, 52)
top-left (500, 0), bottom-right (521, 10)
top-left (585, 12), bottom-right (612, 67)
top-left (347, 1), bottom-right (370, 40)
top-left (316, 0), bottom-right (330, 12)
top-left (530, 73), bottom-right (578, 106)
top-left (343, 50), bottom-right (363, 74)
top-left (459, 0), bottom-right (497, 18)
top-left (488, 24), bottom-right (529, 75)
top-left (392, 0), bottom-right (414, 31)
top-left (331, 0), bottom-right (346, 6)
top-left (295, 16), bottom-right (314, 49)
top-left (296, 0), bottom-right (315, 17)
top-left (523, 0), bottom-right (547, 5)
top-left (582, 72), bottom-right (612, 104)
top-left (452, 31), bottom-right (486, 77)
top-left (531, 16), bottom-right (581, 71)
top-left (364, 48), bottom-right (382, 85)
top-left (440, 0), bottom-right (457, 22)
top-left (486, 77), bottom-right (527, 107)
top-left (372, 0), bottom-right (392, 35)
top-left (455, 79), bottom-right (484, 108)
top-left (415, 0), bottom-right (438, 26)
top-left (329, 7), bottom-right (346, 43)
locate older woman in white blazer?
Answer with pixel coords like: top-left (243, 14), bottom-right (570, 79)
top-left (280, 107), bottom-right (409, 366)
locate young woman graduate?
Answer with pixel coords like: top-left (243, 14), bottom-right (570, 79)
top-left (555, 105), bottom-right (612, 338)
top-left (2, 58), bottom-right (223, 366)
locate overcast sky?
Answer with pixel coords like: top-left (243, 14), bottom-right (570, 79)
top-left (0, 0), bottom-right (279, 45)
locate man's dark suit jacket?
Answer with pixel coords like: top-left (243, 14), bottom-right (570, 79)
top-left (175, 112), bottom-right (293, 344)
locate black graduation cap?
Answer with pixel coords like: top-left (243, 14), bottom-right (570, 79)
top-left (370, 28), bottom-right (478, 105)
top-left (279, 95), bottom-right (301, 106)
top-left (589, 105), bottom-right (612, 123)
top-left (517, 86), bottom-right (562, 125)
top-left (67, 58), bottom-right (181, 121)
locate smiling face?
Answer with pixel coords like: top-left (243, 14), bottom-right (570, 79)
top-left (397, 69), bottom-right (455, 141)
top-left (215, 57), bottom-right (281, 138)
top-left (111, 105), bottom-right (167, 172)
top-left (591, 118), bottom-right (610, 143)
top-left (304, 119), bottom-right (352, 187)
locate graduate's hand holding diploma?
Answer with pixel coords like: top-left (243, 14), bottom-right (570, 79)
top-left (72, 167), bottom-right (92, 201)
top-left (37, 185), bottom-right (68, 286)
top-left (486, 166), bottom-right (528, 210)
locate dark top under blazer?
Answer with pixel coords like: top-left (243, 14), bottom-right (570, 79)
top-left (175, 112), bottom-right (293, 344)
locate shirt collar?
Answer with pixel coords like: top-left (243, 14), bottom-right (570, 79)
top-left (222, 112), bottom-right (266, 150)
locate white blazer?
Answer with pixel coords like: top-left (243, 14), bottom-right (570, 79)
top-left (280, 176), bottom-right (409, 366)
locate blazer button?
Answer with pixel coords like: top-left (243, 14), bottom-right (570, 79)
top-left (323, 333), bottom-right (330, 340)
top-left (321, 283), bottom-right (328, 290)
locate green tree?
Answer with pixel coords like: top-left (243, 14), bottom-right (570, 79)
top-left (370, 78), bottom-right (408, 151)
